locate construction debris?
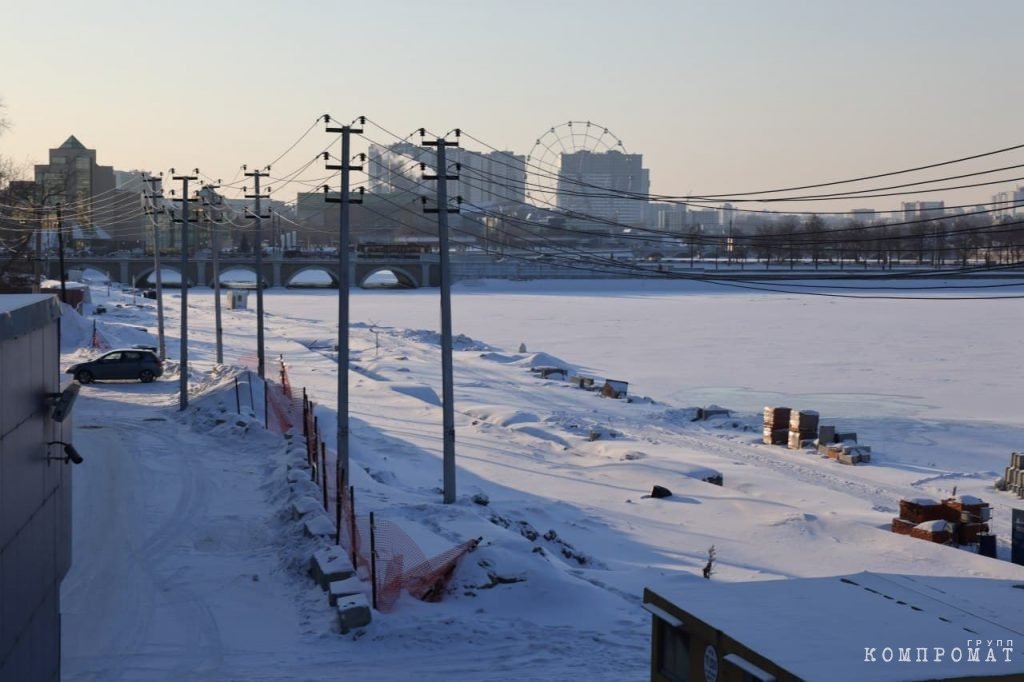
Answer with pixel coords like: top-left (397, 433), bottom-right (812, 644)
top-left (694, 406), bottom-right (731, 421)
top-left (601, 380), bottom-right (629, 399)
top-left (817, 441), bottom-right (872, 464)
top-left (569, 375), bottom-right (596, 390)
top-left (531, 366), bottom-right (568, 380)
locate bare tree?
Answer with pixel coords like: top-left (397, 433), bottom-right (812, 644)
top-left (0, 97), bottom-right (13, 190)
top-left (0, 98), bottom-right (40, 291)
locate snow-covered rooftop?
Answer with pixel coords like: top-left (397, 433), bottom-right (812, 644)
top-left (654, 571), bottom-right (1024, 681)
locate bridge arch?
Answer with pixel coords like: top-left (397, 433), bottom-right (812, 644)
top-left (285, 266), bottom-right (339, 288)
top-left (218, 266), bottom-right (260, 287)
top-left (134, 266), bottom-right (190, 288)
top-left (74, 264), bottom-right (114, 282)
top-left (358, 265), bottom-right (418, 289)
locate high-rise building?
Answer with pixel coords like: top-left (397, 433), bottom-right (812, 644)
top-left (34, 135), bottom-right (115, 216)
top-left (899, 201), bottom-right (945, 222)
top-left (556, 150), bottom-right (649, 227)
top-left (33, 136), bottom-right (147, 250)
top-left (366, 143), bottom-right (527, 208)
top-left (1012, 186), bottom-right (1024, 215)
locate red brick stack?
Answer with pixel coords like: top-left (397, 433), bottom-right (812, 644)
top-left (892, 496), bottom-right (992, 547)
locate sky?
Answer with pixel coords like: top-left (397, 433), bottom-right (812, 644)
top-left (4, 0), bottom-right (1024, 213)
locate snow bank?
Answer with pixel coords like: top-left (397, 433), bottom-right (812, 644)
top-left (59, 303), bottom-right (94, 352)
top-left (464, 406), bottom-right (540, 427)
top-left (389, 382), bottom-right (441, 406)
top-left (399, 328), bottom-right (492, 351)
top-left (513, 351), bottom-right (575, 371)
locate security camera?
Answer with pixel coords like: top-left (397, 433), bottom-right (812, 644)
top-left (46, 383), bottom-right (81, 423)
top-left (47, 441), bottom-right (84, 465)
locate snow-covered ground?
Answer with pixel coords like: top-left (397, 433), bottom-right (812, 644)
top-left (60, 278), bottom-right (1024, 681)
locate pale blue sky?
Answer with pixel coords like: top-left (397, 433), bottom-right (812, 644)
top-left (3, 0), bottom-right (1022, 211)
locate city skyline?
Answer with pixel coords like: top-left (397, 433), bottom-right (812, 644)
top-left (4, 1), bottom-right (1024, 214)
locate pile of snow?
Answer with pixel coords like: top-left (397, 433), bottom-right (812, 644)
top-left (59, 303), bottom-right (95, 352)
top-left (513, 351), bottom-right (575, 371)
top-left (398, 328), bottom-right (492, 351)
top-left (389, 382), bottom-right (441, 406)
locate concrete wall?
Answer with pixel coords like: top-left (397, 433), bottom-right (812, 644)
top-left (0, 295), bottom-right (69, 682)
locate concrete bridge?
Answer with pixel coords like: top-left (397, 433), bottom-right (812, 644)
top-left (50, 254), bottom-right (445, 289)
top-left (49, 252), bottom-right (1024, 289)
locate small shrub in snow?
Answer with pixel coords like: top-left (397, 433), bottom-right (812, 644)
top-left (703, 545), bottom-right (716, 580)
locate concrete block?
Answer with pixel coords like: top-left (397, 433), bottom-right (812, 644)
top-left (328, 577), bottom-right (363, 606)
top-left (836, 431), bottom-right (857, 443)
top-left (290, 478), bottom-right (321, 500)
top-left (290, 495), bottom-right (323, 520)
top-left (311, 546), bottom-right (356, 590)
top-left (337, 593), bottom-right (372, 633)
top-left (303, 514), bottom-right (336, 540)
top-left (286, 468), bottom-right (310, 484)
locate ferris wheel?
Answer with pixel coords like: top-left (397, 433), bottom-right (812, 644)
top-left (526, 121), bottom-right (627, 209)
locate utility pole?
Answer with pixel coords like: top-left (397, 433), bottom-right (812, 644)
top-left (171, 169), bottom-right (198, 411)
top-left (244, 167), bottom-right (270, 379)
top-left (421, 128), bottom-right (461, 504)
top-left (202, 183), bottom-right (224, 364)
top-left (324, 115), bottom-right (364, 489)
top-left (55, 203), bottom-right (67, 303)
top-left (143, 173), bottom-right (167, 361)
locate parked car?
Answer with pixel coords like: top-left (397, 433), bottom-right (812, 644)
top-left (65, 348), bottom-right (164, 384)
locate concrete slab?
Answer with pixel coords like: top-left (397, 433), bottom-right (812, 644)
top-left (303, 514), bottom-right (336, 540)
top-left (290, 495), bottom-right (323, 520)
top-left (286, 468), bottom-right (307, 483)
top-left (328, 576), bottom-right (363, 606)
top-left (289, 478), bottom-right (320, 500)
top-left (337, 593), bottom-right (372, 633)
top-left (310, 546), bottom-right (355, 590)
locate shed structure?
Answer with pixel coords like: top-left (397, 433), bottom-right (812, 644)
top-left (644, 571), bottom-right (1024, 682)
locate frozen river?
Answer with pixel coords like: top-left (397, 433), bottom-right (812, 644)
top-left (237, 278), bottom-right (1024, 424)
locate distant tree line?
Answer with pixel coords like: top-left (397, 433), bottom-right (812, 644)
top-left (719, 213), bottom-right (1024, 269)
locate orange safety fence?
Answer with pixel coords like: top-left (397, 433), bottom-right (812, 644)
top-left (90, 321), bottom-right (111, 350)
top-left (288, 356), bottom-right (480, 612)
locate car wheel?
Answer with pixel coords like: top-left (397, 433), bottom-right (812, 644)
top-left (76, 370), bottom-right (94, 384)
top-left (139, 370), bottom-right (155, 383)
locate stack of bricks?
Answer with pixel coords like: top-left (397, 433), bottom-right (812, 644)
top-left (995, 452), bottom-right (1024, 497)
top-left (946, 495), bottom-right (992, 544)
top-left (788, 410), bottom-right (819, 450)
top-left (892, 496), bottom-right (991, 547)
top-left (763, 406), bottom-right (790, 445)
